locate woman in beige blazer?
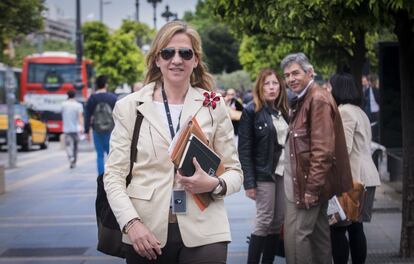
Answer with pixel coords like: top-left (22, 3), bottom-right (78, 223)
top-left (104, 21), bottom-right (243, 263)
top-left (329, 73), bottom-right (381, 264)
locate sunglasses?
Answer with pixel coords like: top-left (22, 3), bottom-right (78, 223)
top-left (159, 48), bottom-right (194, 61)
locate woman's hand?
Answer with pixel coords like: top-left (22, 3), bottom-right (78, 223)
top-left (127, 221), bottom-right (162, 260)
top-left (245, 188), bottom-right (256, 200)
top-left (176, 157), bottom-right (219, 194)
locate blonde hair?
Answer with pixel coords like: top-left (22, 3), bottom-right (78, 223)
top-left (253, 68), bottom-right (288, 116)
top-left (144, 21), bottom-right (214, 91)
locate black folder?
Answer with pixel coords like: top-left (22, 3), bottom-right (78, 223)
top-left (178, 134), bottom-right (221, 177)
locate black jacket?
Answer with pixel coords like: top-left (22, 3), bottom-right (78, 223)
top-left (238, 103), bottom-right (287, 190)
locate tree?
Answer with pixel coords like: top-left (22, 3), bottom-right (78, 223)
top-left (183, 0), bottom-right (241, 74)
top-left (99, 31), bottom-right (145, 88)
top-left (212, 0), bottom-right (382, 88)
top-left (119, 19), bottom-right (155, 48)
top-left (0, 0), bottom-right (45, 62)
top-left (370, 0), bottom-right (414, 257)
top-left (82, 21), bottom-right (145, 90)
top-left (200, 24), bottom-right (241, 73)
top-left (82, 21), bottom-right (110, 70)
top-left (214, 70), bottom-right (252, 92)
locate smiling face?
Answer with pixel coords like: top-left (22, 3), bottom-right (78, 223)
top-left (156, 33), bottom-right (199, 87)
top-left (262, 74), bottom-right (280, 102)
top-left (283, 62), bottom-right (313, 94)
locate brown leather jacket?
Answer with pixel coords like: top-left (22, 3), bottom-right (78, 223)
top-left (288, 82), bottom-right (353, 208)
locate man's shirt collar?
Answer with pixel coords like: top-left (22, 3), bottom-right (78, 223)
top-left (297, 80), bottom-right (314, 99)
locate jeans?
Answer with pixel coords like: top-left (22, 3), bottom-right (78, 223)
top-left (93, 131), bottom-right (111, 175)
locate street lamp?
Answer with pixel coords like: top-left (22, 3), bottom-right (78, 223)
top-left (99, 0), bottom-right (112, 23)
top-left (75, 0), bottom-right (84, 91)
top-left (161, 5), bottom-right (177, 23)
top-left (135, 0), bottom-right (139, 22)
top-left (147, 0), bottom-right (162, 29)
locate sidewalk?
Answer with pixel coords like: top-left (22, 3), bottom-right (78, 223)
top-left (0, 141), bottom-right (411, 263)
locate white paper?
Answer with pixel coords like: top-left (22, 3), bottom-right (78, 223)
top-left (327, 195), bottom-right (346, 221)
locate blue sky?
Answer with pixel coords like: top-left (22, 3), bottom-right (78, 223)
top-left (45, 0), bottom-right (198, 30)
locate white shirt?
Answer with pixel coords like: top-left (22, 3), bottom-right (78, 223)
top-left (272, 114), bottom-right (288, 176)
top-left (61, 99), bottom-right (83, 133)
top-left (369, 88), bottom-right (379, 113)
top-left (154, 101), bottom-right (183, 139)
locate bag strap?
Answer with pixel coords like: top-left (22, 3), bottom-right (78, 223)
top-left (126, 109), bottom-right (144, 187)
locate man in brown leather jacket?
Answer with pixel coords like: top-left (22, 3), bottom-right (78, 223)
top-left (281, 53), bottom-right (353, 264)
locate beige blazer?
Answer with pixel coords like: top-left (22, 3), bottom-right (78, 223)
top-left (339, 104), bottom-right (381, 187)
top-left (104, 82), bottom-right (243, 247)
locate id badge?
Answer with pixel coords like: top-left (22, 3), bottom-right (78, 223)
top-left (172, 190), bottom-right (187, 214)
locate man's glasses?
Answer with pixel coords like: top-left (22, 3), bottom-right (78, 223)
top-left (159, 48), bottom-right (194, 61)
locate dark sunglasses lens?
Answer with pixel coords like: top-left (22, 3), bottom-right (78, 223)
top-left (160, 48), bottom-right (175, 60)
top-left (179, 49), bottom-right (193, 60)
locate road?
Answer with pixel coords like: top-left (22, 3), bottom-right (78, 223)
top-left (0, 140), bottom-right (406, 263)
top-left (0, 141), bottom-right (261, 263)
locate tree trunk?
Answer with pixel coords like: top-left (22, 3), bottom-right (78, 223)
top-left (348, 28), bottom-right (367, 92)
top-left (394, 10), bottom-right (414, 258)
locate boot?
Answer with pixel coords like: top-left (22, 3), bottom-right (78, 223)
top-left (247, 234), bottom-right (265, 264)
top-left (261, 234), bottom-right (277, 264)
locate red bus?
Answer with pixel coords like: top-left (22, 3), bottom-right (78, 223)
top-left (20, 52), bottom-right (94, 134)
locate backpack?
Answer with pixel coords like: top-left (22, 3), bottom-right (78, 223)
top-left (96, 110), bottom-right (143, 258)
top-left (93, 102), bottom-right (115, 132)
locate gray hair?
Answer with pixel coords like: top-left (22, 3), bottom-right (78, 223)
top-left (280, 52), bottom-right (314, 74)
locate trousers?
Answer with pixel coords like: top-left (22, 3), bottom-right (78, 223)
top-left (125, 223), bottom-right (228, 264)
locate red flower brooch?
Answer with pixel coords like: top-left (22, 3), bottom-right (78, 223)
top-left (202, 92), bottom-right (221, 109)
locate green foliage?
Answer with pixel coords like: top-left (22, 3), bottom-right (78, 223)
top-left (183, 0), bottom-right (241, 74)
top-left (82, 21), bottom-right (110, 68)
top-left (82, 21), bottom-right (145, 90)
top-left (200, 24), bottom-right (241, 73)
top-left (211, 0), bottom-right (378, 76)
top-left (214, 70), bottom-right (252, 92)
top-left (119, 19), bottom-right (156, 47)
top-left (0, 0), bottom-right (45, 63)
top-left (10, 38), bottom-right (75, 67)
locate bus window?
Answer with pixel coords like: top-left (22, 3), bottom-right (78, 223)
top-left (28, 63), bottom-right (77, 84)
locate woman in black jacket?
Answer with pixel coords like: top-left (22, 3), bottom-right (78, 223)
top-left (239, 68), bottom-right (289, 263)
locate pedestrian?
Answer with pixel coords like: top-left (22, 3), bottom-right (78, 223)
top-left (361, 74), bottom-right (380, 142)
top-left (281, 53), bottom-right (353, 264)
top-left (329, 73), bottom-right (381, 264)
top-left (61, 90), bottom-right (84, 169)
top-left (224, 88), bottom-right (244, 135)
top-left (84, 75), bottom-right (117, 176)
top-left (133, 81), bottom-right (144, 92)
top-left (238, 68), bottom-right (289, 263)
top-left (104, 21), bottom-right (243, 263)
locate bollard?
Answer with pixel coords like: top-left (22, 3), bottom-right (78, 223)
top-left (0, 163), bottom-right (4, 195)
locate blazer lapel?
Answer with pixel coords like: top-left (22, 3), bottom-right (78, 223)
top-left (136, 84), bottom-right (171, 144)
top-left (180, 86), bottom-right (205, 127)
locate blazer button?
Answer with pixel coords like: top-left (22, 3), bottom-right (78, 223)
top-left (296, 201), bottom-right (300, 205)
top-left (294, 133), bottom-right (298, 137)
top-left (290, 154), bottom-right (293, 157)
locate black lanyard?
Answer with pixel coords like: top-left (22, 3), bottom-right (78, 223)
top-left (161, 82), bottom-right (181, 139)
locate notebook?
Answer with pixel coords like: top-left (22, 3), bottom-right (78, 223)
top-left (178, 133), bottom-right (221, 177)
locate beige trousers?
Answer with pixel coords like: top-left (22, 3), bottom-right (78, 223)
top-left (284, 198), bottom-right (331, 264)
top-left (253, 176), bottom-right (285, 236)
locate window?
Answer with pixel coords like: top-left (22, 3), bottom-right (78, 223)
top-left (28, 63), bottom-right (77, 84)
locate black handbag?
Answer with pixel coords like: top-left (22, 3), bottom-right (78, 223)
top-left (96, 110), bottom-right (143, 258)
